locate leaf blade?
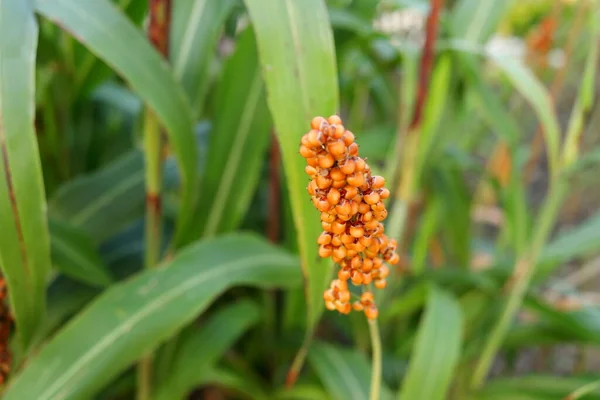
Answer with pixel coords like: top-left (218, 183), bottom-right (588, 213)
top-left (398, 286), bottom-right (463, 400)
top-left (243, 0), bottom-right (339, 328)
top-left (4, 234), bottom-right (302, 400)
top-left (0, 0), bottom-right (51, 348)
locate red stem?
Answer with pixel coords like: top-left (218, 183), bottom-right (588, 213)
top-left (409, 0), bottom-right (444, 131)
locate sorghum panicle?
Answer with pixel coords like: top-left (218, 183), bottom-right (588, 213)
top-left (300, 115), bottom-right (399, 320)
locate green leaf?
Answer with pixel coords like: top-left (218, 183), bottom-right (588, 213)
top-left (488, 54), bottom-right (560, 179)
top-left (450, 0), bottom-right (510, 44)
top-left (398, 286), bottom-right (463, 400)
top-left (155, 300), bottom-right (261, 400)
top-left (0, 0), bottom-right (51, 349)
top-left (480, 375), bottom-right (600, 400)
top-left (189, 28), bottom-right (271, 240)
top-left (171, 0), bottom-right (238, 113)
top-left (308, 341), bottom-right (394, 400)
top-left (35, 0), bottom-right (197, 247)
top-left (40, 276), bottom-right (98, 339)
top-left (274, 384), bottom-right (331, 400)
top-left (49, 150), bottom-right (145, 242)
top-left (195, 367), bottom-right (270, 400)
top-left (537, 210), bottom-right (600, 279)
top-left (562, 10), bottom-right (599, 167)
top-left (244, 0), bottom-right (339, 328)
top-left (49, 219), bottom-right (113, 287)
top-left (4, 234), bottom-right (302, 400)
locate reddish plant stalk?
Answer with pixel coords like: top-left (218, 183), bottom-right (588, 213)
top-left (268, 134), bottom-right (280, 243)
top-left (409, 0), bottom-right (444, 132)
top-left (147, 0), bottom-right (172, 58)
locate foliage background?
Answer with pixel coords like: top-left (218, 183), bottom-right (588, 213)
top-left (0, 0), bottom-right (599, 399)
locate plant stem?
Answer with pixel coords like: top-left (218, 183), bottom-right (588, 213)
top-left (285, 332), bottom-right (312, 388)
top-left (471, 181), bottom-right (566, 389)
top-left (368, 318), bottom-right (382, 400)
top-left (138, 2), bottom-right (171, 399)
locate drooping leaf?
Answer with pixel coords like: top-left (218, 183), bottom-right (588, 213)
top-left (35, 0), bottom-right (197, 247)
top-left (244, 0), bottom-right (339, 328)
top-left (487, 54), bottom-right (560, 178)
top-left (188, 28), bottom-right (271, 240)
top-left (171, 0), bottom-right (238, 113)
top-left (155, 300), bottom-right (262, 400)
top-left (398, 285), bottom-right (463, 400)
top-left (0, 0), bottom-right (51, 349)
top-left (309, 341), bottom-right (394, 400)
top-left (4, 234), bottom-right (301, 400)
top-left (49, 219), bottom-right (113, 287)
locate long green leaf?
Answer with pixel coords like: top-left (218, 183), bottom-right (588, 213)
top-left (308, 342), bottom-right (394, 400)
top-left (171, 0), bottom-right (238, 113)
top-left (0, 0), bottom-right (51, 349)
top-left (244, 0), bottom-right (339, 328)
top-left (49, 219), bottom-right (113, 287)
top-left (488, 54), bottom-right (560, 179)
top-left (398, 285), bottom-right (463, 400)
top-left (188, 28), bottom-right (271, 240)
top-left (35, 0), bottom-right (197, 247)
top-left (155, 300), bottom-right (261, 400)
top-left (562, 10), bottom-right (599, 167)
top-left (4, 234), bottom-right (301, 400)
top-left (480, 375), bottom-right (600, 400)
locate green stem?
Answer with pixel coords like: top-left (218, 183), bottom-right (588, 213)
top-left (565, 379), bottom-right (600, 400)
top-left (285, 332), bottom-right (312, 388)
top-left (368, 318), bottom-right (382, 400)
top-left (138, 110), bottom-right (164, 400)
top-left (471, 181), bottom-right (566, 389)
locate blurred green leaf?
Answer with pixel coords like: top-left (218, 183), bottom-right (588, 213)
top-left (171, 0), bottom-right (238, 113)
top-left (275, 384), bottom-right (331, 400)
top-left (398, 286), bottom-right (463, 400)
top-left (40, 276), bottom-right (98, 339)
top-left (381, 282), bottom-right (428, 322)
top-left (196, 367), bottom-right (270, 400)
top-left (0, 0), bottom-right (51, 349)
top-left (4, 234), bottom-right (301, 400)
top-left (244, 0), bottom-right (338, 327)
top-left (537, 210), bottom-right (600, 279)
top-left (155, 300), bottom-right (261, 400)
top-left (479, 375), bottom-right (600, 400)
top-left (189, 28), bottom-right (271, 239)
top-left (35, 0), bottom-right (197, 247)
top-left (525, 297), bottom-right (600, 345)
top-left (488, 54), bottom-right (560, 178)
top-left (49, 150), bottom-right (145, 242)
top-left (49, 219), bottom-right (113, 287)
top-left (563, 11), bottom-right (599, 167)
top-left (451, 0), bottom-right (510, 44)
top-left (309, 341), bottom-right (394, 400)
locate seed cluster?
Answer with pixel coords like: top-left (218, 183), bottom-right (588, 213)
top-left (300, 115), bottom-right (399, 320)
top-left (0, 276), bottom-right (11, 384)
